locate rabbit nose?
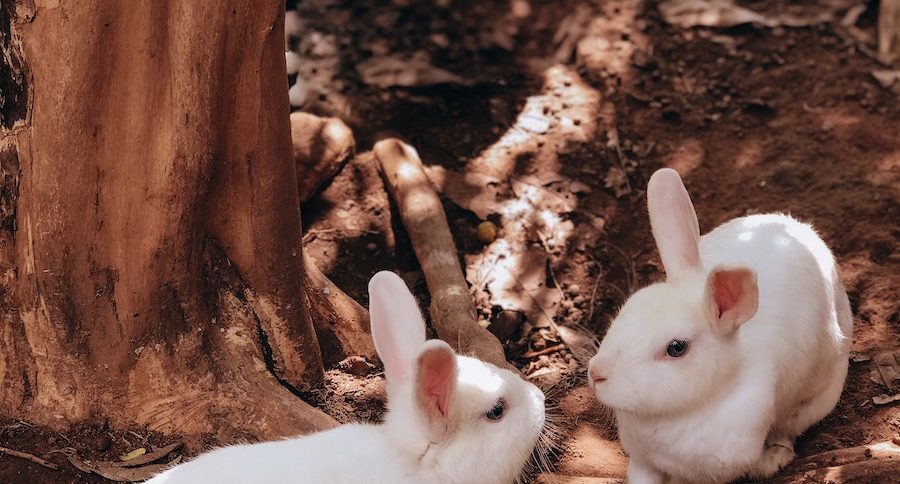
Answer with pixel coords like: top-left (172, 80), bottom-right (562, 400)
top-left (589, 367), bottom-right (607, 386)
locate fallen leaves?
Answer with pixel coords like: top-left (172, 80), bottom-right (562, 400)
top-left (659, 0), bottom-right (861, 29)
top-left (357, 51), bottom-right (471, 88)
top-left (50, 442), bottom-right (182, 482)
top-left (871, 70), bottom-right (900, 96)
top-left (603, 167), bottom-right (631, 199)
top-left (869, 349), bottom-right (900, 406)
top-left (467, 243), bottom-right (563, 330)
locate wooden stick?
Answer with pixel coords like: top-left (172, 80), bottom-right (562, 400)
top-left (520, 344), bottom-right (566, 359)
top-left (761, 440), bottom-right (900, 483)
top-left (0, 445), bottom-right (59, 471)
top-left (374, 139), bottom-right (510, 369)
top-left (879, 0), bottom-right (900, 60)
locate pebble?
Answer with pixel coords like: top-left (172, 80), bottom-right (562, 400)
top-left (517, 113), bottom-right (551, 134)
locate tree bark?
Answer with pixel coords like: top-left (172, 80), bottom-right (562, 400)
top-left (0, 0), bottom-right (337, 441)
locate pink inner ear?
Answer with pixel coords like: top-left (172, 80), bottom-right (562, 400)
top-left (707, 266), bottom-right (759, 333)
top-left (416, 344), bottom-right (456, 424)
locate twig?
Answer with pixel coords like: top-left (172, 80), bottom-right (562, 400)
top-left (0, 445), bottom-right (59, 471)
top-left (536, 230), bottom-right (567, 301)
top-left (302, 228), bottom-right (378, 245)
top-left (607, 126), bottom-right (633, 193)
top-left (520, 344), bottom-right (566, 359)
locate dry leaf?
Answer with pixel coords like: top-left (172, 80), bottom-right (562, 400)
top-left (55, 447), bottom-right (181, 482)
top-left (871, 70), bottom-right (900, 95)
top-left (467, 245), bottom-right (562, 329)
top-left (869, 350), bottom-right (900, 391)
top-left (119, 447), bottom-right (146, 462)
top-left (603, 166), bottom-right (631, 198)
top-left (517, 113), bottom-right (551, 134)
top-left (873, 393), bottom-right (900, 405)
top-left (425, 166), bottom-right (504, 219)
top-left (511, 175), bottom-right (578, 214)
top-left (357, 51), bottom-right (470, 88)
top-left (110, 442), bottom-right (182, 468)
top-left (659, 0), bottom-right (860, 29)
top-left (526, 367), bottom-right (560, 379)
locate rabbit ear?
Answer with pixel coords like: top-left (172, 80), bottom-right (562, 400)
top-left (368, 271), bottom-right (427, 385)
top-left (704, 264), bottom-right (758, 334)
top-left (414, 340), bottom-right (457, 440)
top-left (647, 168), bottom-right (702, 279)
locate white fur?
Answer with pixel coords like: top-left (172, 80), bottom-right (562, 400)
top-left (284, 10), bottom-right (302, 46)
top-left (285, 51), bottom-right (301, 76)
top-left (148, 271), bottom-right (545, 484)
top-left (588, 169), bottom-right (852, 483)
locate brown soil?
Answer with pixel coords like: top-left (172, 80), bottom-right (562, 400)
top-left (2, 0), bottom-right (898, 482)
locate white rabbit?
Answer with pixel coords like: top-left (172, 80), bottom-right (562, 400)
top-left (148, 270), bottom-right (546, 484)
top-left (587, 168), bottom-right (852, 484)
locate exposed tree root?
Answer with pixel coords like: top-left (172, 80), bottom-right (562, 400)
top-left (761, 440), bottom-right (900, 483)
top-left (303, 252), bottom-right (377, 366)
top-left (291, 112), bottom-right (356, 203)
top-left (374, 138), bottom-right (510, 369)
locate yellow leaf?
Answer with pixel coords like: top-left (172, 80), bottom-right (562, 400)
top-left (119, 447), bottom-right (147, 462)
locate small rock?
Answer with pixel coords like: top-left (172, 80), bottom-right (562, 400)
top-left (476, 221), bottom-right (497, 244)
top-left (517, 113), bottom-right (550, 134)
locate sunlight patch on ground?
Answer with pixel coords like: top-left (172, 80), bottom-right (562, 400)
top-left (664, 137), bottom-right (705, 175)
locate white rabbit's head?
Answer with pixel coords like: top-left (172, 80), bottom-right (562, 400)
top-left (588, 169), bottom-right (759, 418)
top-left (368, 271), bottom-right (546, 484)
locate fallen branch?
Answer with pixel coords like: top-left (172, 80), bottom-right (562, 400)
top-left (0, 445), bottom-right (59, 470)
top-left (303, 252), bottom-right (377, 365)
top-left (761, 440), bottom-right (900, 483)
top-left (374, 138), bottom-right (509, 369)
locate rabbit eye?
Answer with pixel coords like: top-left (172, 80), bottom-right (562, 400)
top-left (484, 399), bottom-right (505, 421)
top-left (666, 339), bottom-right (689, 358)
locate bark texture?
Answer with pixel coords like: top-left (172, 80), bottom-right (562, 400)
top-left (0, 0), bottom-right (337, 441)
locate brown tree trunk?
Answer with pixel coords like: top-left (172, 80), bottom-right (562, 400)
top-left (0, 0), bottom-right (337, 442)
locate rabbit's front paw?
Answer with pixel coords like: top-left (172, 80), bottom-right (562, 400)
top-left (745, 440), bottom-right (795, 479)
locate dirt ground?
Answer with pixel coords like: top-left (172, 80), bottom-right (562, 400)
top-left (2, 0), bottom-right (898, 482)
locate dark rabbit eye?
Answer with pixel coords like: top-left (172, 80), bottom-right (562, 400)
top-left (666, 339), bottom-right (689, 358)
top-left (485, 399), bottom-right (505, 421)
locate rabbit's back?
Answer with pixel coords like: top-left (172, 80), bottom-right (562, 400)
top-left (699, 213), bottom-right (851, 425)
